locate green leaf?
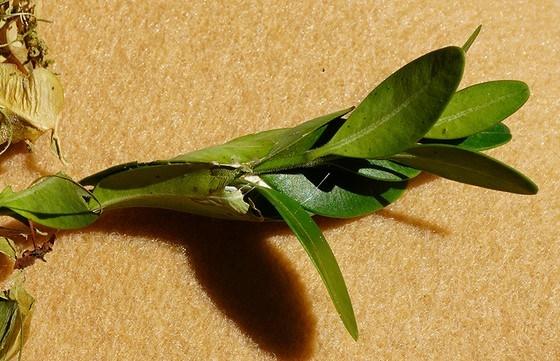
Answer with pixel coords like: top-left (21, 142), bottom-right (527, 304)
top-left (254, 117), bottom-right (348, 174)
top-left (462, 25), bottom-right (482, 52)
top-left (454, 123), bottom-right (512, 150)
top-left (262, 107), bottom-right (354, 161)
top-left (256, 186), bottom-right (358, 340)
top-left (172, 128), bottom-right (288, 165)
top-left (174, 108), bottom-right (352, 170)
top-left (90, 163), bottom-right (261, 221)
top-left (391, 144), bottom-right (538, 194)
top-left (89, 109), bottom-right (349, 183)
top-left (81, 160), bottom-right (171, 187)
top-left (425, 81), bottom-right (529, 139)
top-left (420, 123), bottom-right (512, 151)
top-left (0, 278), bottom-right (34, 361)
top-left (328, 159), bottom-right (421, 182)
top-left (261, 168), bottom-right (406, 218)
top-left (308, 46), bottom-right (465, 160)
top-left (0, 175), bottom-right (100, 230)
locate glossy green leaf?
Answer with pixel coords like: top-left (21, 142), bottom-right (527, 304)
top-left (90, 163), bottom-right (261, 221)
top-left (172, 128), bottom-right (287, 165)
top-left (454, 123), bottom-right (512, 150)
top-left (328, 159), bottom-right (421, 182)
top-left (252, 133), bottom-right (326, 173)
top-left (263, 107), bottom-right (354, 161)
top-left (0, 175), bottom-right (100, 230)
top-left (425, 80), bottom-right (529, 139)
top-left (308, 46), bottom-right (465, 160)
top-left (462, 25), bottom-right (482, 52)
top-left (420, 123), bottom-right (512, 151)
top-left (261, 168), bottom-right (406, 218)
top-left (391, 144), bottom-right (538, 194)
top-left (256, 186), bottom-right (358, 340)
top-left (174, 108), bottom-right (352, 169)
top-left (81, 160), bottom-right (170, 187)
top-left (254, 117), bottom-right (347, 174)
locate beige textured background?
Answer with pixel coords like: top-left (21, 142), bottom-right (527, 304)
top-left (0, 1), bottom-right (559, 360)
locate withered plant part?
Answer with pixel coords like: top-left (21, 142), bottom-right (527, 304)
top-left (14, 233), bottom-right (55, 270)
top-left (0, 0), bottom-right (52, 72)
top-left (0, 220), bottom-right (56, 270)
top-left (0, 0), bottom-right (63, 159)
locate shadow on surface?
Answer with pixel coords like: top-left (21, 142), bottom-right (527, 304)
top-left (406, 172), bottom-right (439, 189)
top-left (0, 142), bottom-right (29, 174)
top-left (0, 167), bottom-right (449, 359)
top-left (85, 208), bottom-right (317, 360)
top-left (0, 141), bottom-right (59, 177)
top-left (377, 209), bottom-right (450, 235)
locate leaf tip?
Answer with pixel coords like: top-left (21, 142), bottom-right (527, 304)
top-left (335, 295), bottom-right (358, 340)
top-left (519, 80), bottom-right (531, 101)
top-left (521, 178), bottom-right (539, 195)
top-left (347, 318), bottom-right (359, 341)
top-left (462, 25), bottom-right (482, 52)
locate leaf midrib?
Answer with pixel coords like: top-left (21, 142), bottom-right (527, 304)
top-left (321, 82), bottom-right (430, 155)
top-left (436, 89), bottom-right (525, 126)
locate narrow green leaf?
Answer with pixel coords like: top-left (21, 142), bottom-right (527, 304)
top-left (254, 120), bottom-right (345, 174)
top-left (454, 123), bottom-right (512, 150)
top-left (89, 110), bottom-right (348, 184)
top-left (328, 159), bottom-right (421, 182)
top-left (261, 168), bottom-right (406, 218)
top-left (420, 123), bottom-right (512, 151)
top-left (0, 175), bottom-right (100, 230)
top-left (254, 108), bottom-right (352, 172)
top-left (256, 186), bottom-right (358, 340)
top-left (391, 144), bottom-right (538, 194)
top-left (462, 25), bottom-right (482, 52)
top-left (172, 128), bottom-right (288, 165)
top-left (81, 160), bottom-right (193, 187)
top-left (90, 163), bottom-right (261, 221)
top-left (80, 161), bottom-right (147, 187)
top-left (308, 46), bottom-right (465, 160)
top-left (174, 108), bottom-right (352, 169)
top-left (425, 81), bottom-right (529, 139)
top-left (261, 107), bottom-right (353, 161)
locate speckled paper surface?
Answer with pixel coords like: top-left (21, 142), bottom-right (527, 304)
top-left (0, 1), bottom-right (559, 360)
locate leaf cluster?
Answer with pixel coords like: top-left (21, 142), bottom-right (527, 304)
top-left (0, 27), bottom-right (538, 341)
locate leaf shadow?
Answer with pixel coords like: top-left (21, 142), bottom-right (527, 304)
top-left (310, 207), bottom-right (450, 237)
top-left (376, 209), bottom-right (450, 235)
top-left (0, 142), bottom-right (29, 174)
top-left (81, 208), bottom-right (317, 360)
top-left (406, 172), bottom-right (438, 189)
top-left (0, 142), bottom-right (57, 177)
top-left (24, 152), bottom-right (54, 177)
top-left (0, 168), bottom-right (447, 359)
